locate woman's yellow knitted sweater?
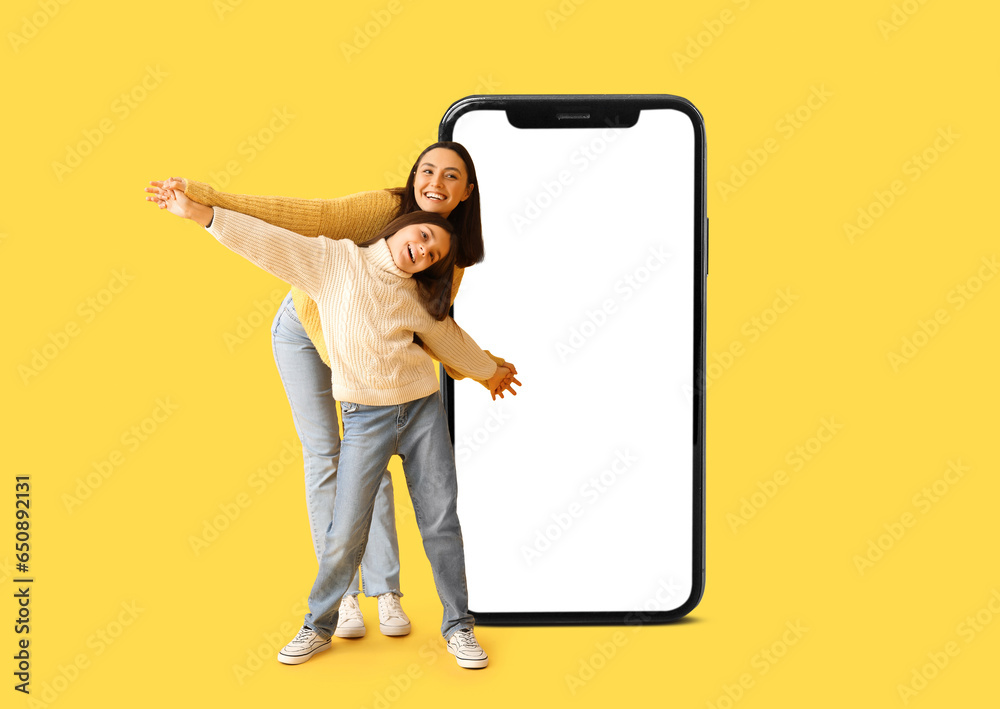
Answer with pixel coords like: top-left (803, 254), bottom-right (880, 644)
top-left (183, 180), bottom-right (503, 383)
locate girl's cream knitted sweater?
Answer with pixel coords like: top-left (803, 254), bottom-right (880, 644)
top-left (208, 207), bottom-right (497, 406)
top-left (183, 180), bottom-right (504, 382)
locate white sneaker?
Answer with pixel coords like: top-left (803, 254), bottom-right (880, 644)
top-left (446, 628), bottom-right (489, 669)
top-left (334, 595), bottom-right (366, 638)
top-left (377, 593), bottom-right (411, 636)
top-left (277, 625), bottom-right (331, 665)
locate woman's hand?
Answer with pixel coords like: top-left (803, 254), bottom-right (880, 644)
top-left (144, 177), bottom-right (188, 208)
top-left (145, 181), bottom-right (213, 226)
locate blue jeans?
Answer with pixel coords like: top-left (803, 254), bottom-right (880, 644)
top-left (304, 392), bottom-right (475, 640)
top-left (271, 292), bottom-right (401, 597)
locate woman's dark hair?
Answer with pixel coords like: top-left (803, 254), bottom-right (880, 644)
top-left (386, 141), bottom-right (483, 269)
top-left (360, 211), bottom-right (457, 321)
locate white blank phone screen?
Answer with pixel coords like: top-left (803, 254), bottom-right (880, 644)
top-left (451, 108), bottom-right (694, 614)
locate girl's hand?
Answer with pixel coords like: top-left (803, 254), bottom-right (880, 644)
top-left (144, 177), bottom-right (188, 208)
top-left (145, 182), bottom-right (213, 226)
top-left (144, 178), bottom-right (183, 208)
top-left (487, 365), bottom-right (521, 401)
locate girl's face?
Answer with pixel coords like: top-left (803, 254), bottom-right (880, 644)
top-left (385, 222), bottom-right (451, 275)
top-left (412, 148), bottom-right (474, 217)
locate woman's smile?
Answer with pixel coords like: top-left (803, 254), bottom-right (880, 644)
top-left (413, 147), bottom-right (474, 216)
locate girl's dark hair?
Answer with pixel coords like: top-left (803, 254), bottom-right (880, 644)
top-left (386, 141), bottom-right (483, 269)
top-left (360, 211), bottom-right (457, 321)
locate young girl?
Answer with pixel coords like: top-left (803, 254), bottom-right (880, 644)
top-left (154, 188), bottom-right (515, 669)
top-left (145, 143), bottom-right (512, 640)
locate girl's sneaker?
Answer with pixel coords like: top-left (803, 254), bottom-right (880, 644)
top-left (334, 595), bottom-right (366, 638)
top-left (277, 626), bottom-right (331, 665)
top-left (446, 629), bottom-right (489, 669)
top-left (377, 593), bottom-right (411, 636)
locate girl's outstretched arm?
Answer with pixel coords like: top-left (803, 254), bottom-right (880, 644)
top-left (420, 317), bottom-right (521, 400)
top-left (145, 176), bottom-right (510, 385)
top-left (204, 207), bottom-right (332, 301)
top-left (149, 188), bottom-right (330, 301)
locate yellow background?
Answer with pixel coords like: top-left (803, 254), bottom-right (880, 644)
top-left (3, 0), bottom-right (998, 707)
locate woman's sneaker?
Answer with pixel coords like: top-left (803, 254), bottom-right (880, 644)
top-left (277, 626), bottom-right (331, 665)
top-left (377, 593), bottom-right (411, 636)
top-left (446, 629), bottom-right (489, 669)
top-left (334, 595), bottom-right (366, 638)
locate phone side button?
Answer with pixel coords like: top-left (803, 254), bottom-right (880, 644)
top-left (705, 217), bottom-right (709, 276)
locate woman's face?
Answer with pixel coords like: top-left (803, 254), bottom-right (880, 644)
top-left (412, 148), bottom-right (474, 217)
top-left (385, 222), bottom-right (451, 275)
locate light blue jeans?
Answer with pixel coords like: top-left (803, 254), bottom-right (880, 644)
top-left (304, 392), bottom-right (475, 640)
top-left (271, 292), bottom-right (401, 597)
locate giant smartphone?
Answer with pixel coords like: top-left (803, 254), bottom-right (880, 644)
top-left (439, 95), bottom-right (706, 624)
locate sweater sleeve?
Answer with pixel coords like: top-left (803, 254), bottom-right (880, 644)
top-left (184, 180), bottom-right (400, 244)
top-left (418, 317), bottom-right (499, 383)
top-left (416, 265), bottom-right (508, 384)
top-left (206, 208), bottom-right (332, 301)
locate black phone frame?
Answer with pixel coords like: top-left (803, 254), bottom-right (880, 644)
top-left (438, 94), bottom-right (706, 625)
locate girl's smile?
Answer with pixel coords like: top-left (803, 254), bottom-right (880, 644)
top-left (385, 222), bottom-right (451, 274)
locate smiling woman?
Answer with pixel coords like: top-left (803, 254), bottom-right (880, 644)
top-left (388, 143), bottom-right (484, 268)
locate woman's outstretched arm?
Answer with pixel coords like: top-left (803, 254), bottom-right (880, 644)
top-left (146, 177), bottom-right (399, 243)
